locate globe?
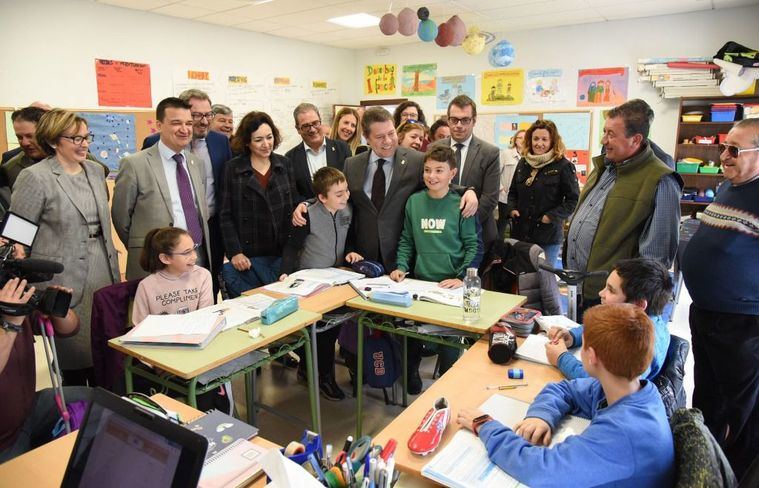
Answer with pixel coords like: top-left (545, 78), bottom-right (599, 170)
top-left (489, 40), bottom-right (515, 67)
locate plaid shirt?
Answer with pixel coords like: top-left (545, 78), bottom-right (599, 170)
top-left (219, 153), bottom-right (299, 258)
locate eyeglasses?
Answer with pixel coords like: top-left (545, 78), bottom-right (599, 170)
top-left (298, 121), bottom-right (322, 132)
top-left (168, 242), bottom-right (200, 256)
top-left (191, 112), bottom-right (215, 121)
top-left (448, 117), bottom-right (473, 126)
top-left (718, 143), bottom-right (759, 158)
top-left (60, 133), bottom-right (94, 145)
top-left (401, 112), bottom-right (418, 119)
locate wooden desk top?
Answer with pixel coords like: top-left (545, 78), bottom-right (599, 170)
top-left (244, 284), bottom-right (357, 314)
top-left (108, 309), bottom-right (321, 379)
top-left (0, 394), bottom-right (278, 488)
top-left (346, 290), bottom-right (526, 334)
top-left (372, 339), bottom-right (564, 478)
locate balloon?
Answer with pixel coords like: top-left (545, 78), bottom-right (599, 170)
top-left (435, 22), bottom-right (452, 47)
top-left (462, 29), bottom-right (485, 55)
top-left (489, 39), bottom-right (516, 67)
top-left (447, 15), bottom-right (466, 46)
top-left (417, 7), bottom-right (429, 20)
top-left (379, 13), bottom-right (398, 35)
top-left (417, 19), bottom-right (438, 42)
top-left (398, 8), bottom-right (416, 36)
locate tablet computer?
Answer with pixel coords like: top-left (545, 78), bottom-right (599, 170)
top-left (61, 388), bottom-right (207, 488)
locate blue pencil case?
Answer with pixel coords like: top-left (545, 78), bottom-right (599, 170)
top-left (369, 291), bottom-right (413, 307)
top-left (261, 295), bottom-right (299, 324)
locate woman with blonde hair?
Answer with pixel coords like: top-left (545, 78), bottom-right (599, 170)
top-left (397, 120), bottom-right (427, 152)
top-left (506, 119), bottom-right (579, 267)
top-left (10, 109), bottom-right (120, 386)
top-left (330, 107), bottom-right (362, 155)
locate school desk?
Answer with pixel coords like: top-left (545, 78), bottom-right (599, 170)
top-left (0, 394), bottom-right (278, 488)
top-left (347, 290), bottom-right (526, 436)
top-left (244, 284), bottom-right (358, 436)
top-left (108, 309), bottom-right (322, 429)
top-left (372, 338), bottom-right (564, 480)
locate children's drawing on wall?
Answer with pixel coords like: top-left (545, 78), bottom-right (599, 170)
top-left (436, 75), bottom-right (476, 110)
top-left (401, 63), bottom-right (437, 96)
top-left (481, 69), bottom-right (523, 105)
top-left (364, 64), bottom-right (397, 95)
top-left (576, 67), bottom-right (629, 107)
top-left (546, 111), bottom-right (592, 184)
top-left (78, 112), bottom-right (137, 171)
top-left (526, 69), bottom-right (569, 104)
top-left (493, 114), bottom-right (538, 149)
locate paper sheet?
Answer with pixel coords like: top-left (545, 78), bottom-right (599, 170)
top-left (515, 334), bottom-right (582, 366)
top-left (129, 312), bottom-right (220, 338)
top-left (535, 315), bottom-right (582, 333)
top-left (261, 448), bottom-right (322, 488)
top-left (202, 294), bottom-right (276, 331)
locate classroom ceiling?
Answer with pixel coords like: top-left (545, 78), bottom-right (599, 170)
top-left (95, 0), bottom-right (758, 50)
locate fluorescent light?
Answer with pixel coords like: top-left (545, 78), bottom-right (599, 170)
top-left (327, 13), bottom-right (380, 28)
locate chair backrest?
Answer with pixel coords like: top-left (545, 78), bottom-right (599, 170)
top-left (654, 334), bottom-right (690, 418)
top-left (90, 279), bottom-right (142, 390)
top-left (671, 408), bottom-right (737, 488)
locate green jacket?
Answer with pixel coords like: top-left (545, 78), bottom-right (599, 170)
top-left (396, 190), bottom-right (479, 281)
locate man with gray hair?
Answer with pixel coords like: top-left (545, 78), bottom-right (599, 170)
top-left (285, 102), bottom-right (351, 199)
top-left (142, 89), bottom-right (232, 300)
top-left (210, 104), bottom-right (234, 139)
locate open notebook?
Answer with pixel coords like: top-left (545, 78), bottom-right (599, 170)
top-left (422, 394), bottom-right (590, 488)
top-left (515, 334), bottom-right (582, 366)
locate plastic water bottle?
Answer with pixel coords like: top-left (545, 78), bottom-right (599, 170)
top-left (463, 267), bottom-right (481, 322)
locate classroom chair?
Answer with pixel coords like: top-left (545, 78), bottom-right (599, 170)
top-left (653, 334), bottom-right (690, 418)
top-left (670, 408), bottom-right (737, 488)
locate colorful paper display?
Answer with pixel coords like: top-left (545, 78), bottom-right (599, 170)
top-left (78, 112), bottom-right (137, 170)
top-left (482, 69), bottom-right (524, 105)
top-left (95, 59), bottom-right (152, 108)
top-left (364, 64), bottom-right (397, 95)
top-left (576, 67), bottom-right (629, 107)
top-left (436, 75), bottom-right (476, 110)
top-left (401, 63), bottom-right (437, 96)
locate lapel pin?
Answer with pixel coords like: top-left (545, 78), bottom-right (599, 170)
top-left (401, 159), bottom-right (406, 165)
top-left (331, 146), bottom-right (335, 152)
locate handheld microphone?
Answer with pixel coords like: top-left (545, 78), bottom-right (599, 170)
top-left (2, 258), bottom-right (64, 282)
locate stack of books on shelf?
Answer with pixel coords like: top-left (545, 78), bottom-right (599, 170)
top-left (637, 57), bottom-right (722, 98)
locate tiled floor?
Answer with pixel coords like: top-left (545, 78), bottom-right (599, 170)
top-left (34, 287), bottom-right (697, 451)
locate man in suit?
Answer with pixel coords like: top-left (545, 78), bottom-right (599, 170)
top-left (1, 102), bottom-right (51, 164)
top-left (113, 97), bottom-right (211, 279)
top-left (143, 89), bottom-right (232, 299)
top-left (433, 95), bottom-right (501, 253)
top-left (0, 107), bottom-right (48, 207)
top-left (285, 103), bottom-right (351, 199)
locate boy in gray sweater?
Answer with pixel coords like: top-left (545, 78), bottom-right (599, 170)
top-left (280, 167), bottom-right (362, 400)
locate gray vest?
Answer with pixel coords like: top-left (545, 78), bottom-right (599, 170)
top-left (299, 202), bottom-right (352, 269)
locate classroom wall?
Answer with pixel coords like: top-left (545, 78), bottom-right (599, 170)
top-left (357, 5), bottom-right (759, 154)
top-left (0, 0), bottom-right (359, 151)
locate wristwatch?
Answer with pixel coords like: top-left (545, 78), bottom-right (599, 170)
top-left (1, 319), bottom-right (23, 334)
top-left (472, 413), bottom-right (494, 435)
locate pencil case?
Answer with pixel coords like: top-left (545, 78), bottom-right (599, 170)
top-left (369, 291), bottom-right (413, 307)
top-left (261, 295), bottom-right (299, 324)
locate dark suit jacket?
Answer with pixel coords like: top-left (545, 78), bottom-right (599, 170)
top-left (1, 147), bottom-right (22, 164)
top-left (344, 147), bottom-right (425, 271)
top-left (143, 131), bottom-right (232, 202)
top-left (284, 138), bottom-right (351, 199)
top-left (432, 136), bottom-right (501, 245)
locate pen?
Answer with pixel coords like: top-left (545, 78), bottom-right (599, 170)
top-left (325, 443), bottom-right (333, 469)
top-left (380, 439), bottom-right (397, 462)
top-left (486, 383), bottom-right (529, 390)
top-left (385, 458), bottom-right (395, 488)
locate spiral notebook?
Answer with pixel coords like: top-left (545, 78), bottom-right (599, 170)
top-left (185, 409), bottom-right (259, 460)
top-left (198, 438), bottom-right (267, 488)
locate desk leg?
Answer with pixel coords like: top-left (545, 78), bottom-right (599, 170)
top-left (402, 335), bottom-right (408, 407)
top-left (356, 315), bottom-right (365, 438)
top-left (246, 369), bottom-right (257, 425)
top-left (187, 378), bottom-right (198, 409)
top-left (124, 356), bottom-right (134, 393)
top-left (302, 328), bottom-right (319, 434)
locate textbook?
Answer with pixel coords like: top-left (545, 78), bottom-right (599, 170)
top-left (422, 394), bottom-right (590, 488)
top-left (514, 333), bottom-right (582, 366)
top-left (186, 409), bottom-right (259, 460)
top-left (349, 276), bottom-right (463, 307)
top-left (120, 312), bottom-right (226, 348)
top-left (198, 438), bottom-right (267, 488)
top-left (265, 267), bottom-right (365, 297)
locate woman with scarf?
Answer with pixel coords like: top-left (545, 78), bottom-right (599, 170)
top-left (506, 119), bottom-right (579, 267)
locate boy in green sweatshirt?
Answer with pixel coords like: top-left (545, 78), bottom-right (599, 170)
top-left (390, 146), bottom-right (481, 392)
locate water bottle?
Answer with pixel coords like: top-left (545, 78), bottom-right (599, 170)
top-left (463, 267), bottom-right (481, 322)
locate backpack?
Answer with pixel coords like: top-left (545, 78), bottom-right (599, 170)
top-left (363, 330), bottom-right (401, 388)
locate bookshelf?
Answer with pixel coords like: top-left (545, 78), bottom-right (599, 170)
top-left (675, 94), bottom-right (759, 216)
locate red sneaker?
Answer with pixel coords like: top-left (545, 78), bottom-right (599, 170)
top-left (407, 397), bottom-right (450, 456)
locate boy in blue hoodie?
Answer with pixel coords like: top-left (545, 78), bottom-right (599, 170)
top-left (458, 303), bottom-right (675, 487)
top-left (545, 258), bottom-right (672, 380)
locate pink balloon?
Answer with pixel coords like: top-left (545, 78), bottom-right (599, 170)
top-left (379, 13), bottom-right (398, 35)
top-left (448, 15), bottom-right (466, 46)
top-left (398, 7), bottom-right (416, 36)
top-left (435, 22), bottom-right (452, 47)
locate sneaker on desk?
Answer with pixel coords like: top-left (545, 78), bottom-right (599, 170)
top-left (408, 397), bottom-right (450, 456)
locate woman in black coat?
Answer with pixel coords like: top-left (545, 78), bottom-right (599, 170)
top-left (506, 119), bottom-right (580, 268)
top-left (219, 111), bottom-right (299, 296)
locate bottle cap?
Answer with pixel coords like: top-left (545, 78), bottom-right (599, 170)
top-left (466, 267), bottom-right (478, 278)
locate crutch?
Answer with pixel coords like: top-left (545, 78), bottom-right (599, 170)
top-left (37, 315), bottom-right (71, 434)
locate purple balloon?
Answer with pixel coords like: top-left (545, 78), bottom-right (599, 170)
top-left (398, 7), bottom-right (416, 36)
top-left (379, 13), bottom-right (398, 35)
top-left (448, 15), bottom-right (466, 46)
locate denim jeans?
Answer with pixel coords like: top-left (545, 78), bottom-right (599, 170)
top-left (540, 243), bottom-right (562, 269)
top-left (221, 256), bottom-right (281, 298)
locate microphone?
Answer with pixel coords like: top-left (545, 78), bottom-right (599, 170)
top-left (2, 258), bottom-right (64, 282)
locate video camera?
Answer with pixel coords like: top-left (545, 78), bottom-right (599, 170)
top-left (0, 212), bottom-right (71, 317)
